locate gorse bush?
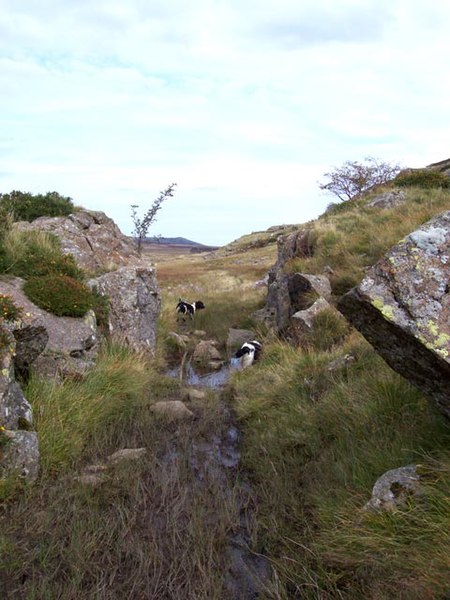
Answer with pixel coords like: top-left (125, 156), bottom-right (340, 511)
top-left (23, 275), bottom-right (95, 317)
top-left (0, 190), bottom-right (74, 222)
top-left (394, 169), bottom-right (450, 189)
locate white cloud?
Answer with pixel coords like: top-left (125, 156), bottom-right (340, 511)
top-left (1, 0), bottom-right (450, 244)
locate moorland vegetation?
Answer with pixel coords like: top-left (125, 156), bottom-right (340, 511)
top-left (1, 178), bottom-right (449, 598)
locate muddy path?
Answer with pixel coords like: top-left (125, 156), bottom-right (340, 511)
top-left (163, 362), bottom-right (271, 599)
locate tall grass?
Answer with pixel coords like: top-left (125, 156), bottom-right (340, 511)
top-left (0, 227), bottom-right (83, 279)
top-left (0, 343), bottom-right (246, 599)
top-left (232, 333), bottom-right (450, 598)
top-left (23, 343), bottom-right (161, 473)
top-left (288, 187), bottom-right (450, 296)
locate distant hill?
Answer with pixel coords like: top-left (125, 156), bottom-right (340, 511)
top-left (141, 236), bottom-right (219, 252)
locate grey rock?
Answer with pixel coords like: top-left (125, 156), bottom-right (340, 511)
top-left (1, 430), bottom-right (39, 481)
top-left (74, 473), bottom-right (109, 487)
top-left (89, 266), bottom-right (161, 354)
top-left (108, 448), bottom-right (147, 464)
top-left (17, 210), bottom-right (141, 274)
top-left (0, 326), bottom-right (33, 429)
top-left (364, 465), bottom-right (421, 512)
top-left (167, 331), bottom-right (188, 350)
top-left (327, 354), bottom-right (356, 372)
top-left (367, 190), bottom-right (407, 209)
top-left (0, 277), bottom-right (99, 379)
top-left (338, 211), bottom-right (450, 418)
top-left (226, 329), bottom-right (255, 355)
top-left (192, 340), bottom-right (222, 365)
top-left (184, 388), bottom-right (207, 401)
top-left (254, 272), bottom-right (331, 332)
top-left (150, 401), bottom-right (194, 419)
top-left (12, 324), bottom-right (49, 378)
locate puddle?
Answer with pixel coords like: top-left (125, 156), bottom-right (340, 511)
top-left (166, 357), bottom-right (241, 388)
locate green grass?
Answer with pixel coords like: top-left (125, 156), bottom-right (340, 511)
top-left (0, 343), bottom-right (245, 599)
top-left (2, 182), bottom-right (450, 599)
top-left (287, 187), bottom-right (450, 297)
top-left (232, 333), bottom-right (450, 599)
top-left (0, 227), bottom-right (84, 280)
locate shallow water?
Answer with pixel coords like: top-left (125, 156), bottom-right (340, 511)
top-left (166, 357), bottom-right (241, 388)
top-left (164, 356), bottom-right (271, 596)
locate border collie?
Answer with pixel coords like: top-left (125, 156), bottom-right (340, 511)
top-left (234, 340), bottom-right (262, 369)
top-left (176, 298), bottom-right (206, 320)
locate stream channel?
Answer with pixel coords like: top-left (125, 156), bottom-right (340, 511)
top-left (166, 357), bottom-right (271, 599)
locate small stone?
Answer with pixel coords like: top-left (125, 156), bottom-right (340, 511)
top-left (108, 448), bottom-right (147, 464)
top-left (74, 473), bottom-right (108, 487)
top-left (184, 388), bottom-right (207, 401)
top-left (150, 401), bottom-right (194, 419)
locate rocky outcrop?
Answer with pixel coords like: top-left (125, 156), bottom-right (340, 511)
top-left (89, 267), bottom-right (160, 354)
top-left (254, 271), bottom-right (331, 333)
top-left (0, 278), bottom-right (98, 379)
top-left (253, 227), bottom-right (331, 334)
top-left (1, 430), bottom-right (39, 482)
top-left (0, 325), bottom-right (33, 430)
top-left (427, 157), bottom-right (450, 176)
top-left (17, 210), bottom-right (141, 274)
top-left (338, 211), bottom-right (450, 418)
top-left (1, 324), bottom-right (40, 481)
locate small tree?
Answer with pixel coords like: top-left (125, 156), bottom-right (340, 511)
top-left (319, 157), bottom-right (401, 202)
top-left (131, 183), bottom-right (176, 255)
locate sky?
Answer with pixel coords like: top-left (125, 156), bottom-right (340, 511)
top-left (1, 0), bottom-right (450, 246)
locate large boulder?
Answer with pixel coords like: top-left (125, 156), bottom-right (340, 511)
top-left (1, 324), bottom-right (40, 481)
top-left (254, 271), bottom-right (331, 332)
top-left (89, 267), bottom-right (160, 354)
top-left (0, 278), bottom-right (98, 379)
top-left (0, 430), bottom-right (40, 482)
top-left (338, 211), bottom-right (450, 418)
top-left (0, 325), bottom-right (33, 429)
top-left (17, 210), bottom-right (141, 274)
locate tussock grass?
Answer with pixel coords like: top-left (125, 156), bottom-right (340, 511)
top-left (0, 227), bottom-right (83, 280)
top-left (24, 342), bottom-right (160, 473)
top-left (0, 344), bottom-right (246, 599)
top-left (232, 333), bottom-right (450, 598)
top-left (288, 187), bottom-right (450, 296)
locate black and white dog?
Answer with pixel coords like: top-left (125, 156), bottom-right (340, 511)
top-left (234, 340), bottom-right (262, 369)
top-left (176, 298), bottom-right (206, 320)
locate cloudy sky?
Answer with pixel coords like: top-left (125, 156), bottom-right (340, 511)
top-left (1, 1), bottom-right (450, 245)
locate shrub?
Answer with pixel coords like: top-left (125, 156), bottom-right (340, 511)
top-left (393, 169), bottom-right (450, 189)
top-left (0, 190), bottom-right (74, 222)
top-left (23, 275), bottom-right (94, 317)
top-left (0, 295), bottom-right (23, 322)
